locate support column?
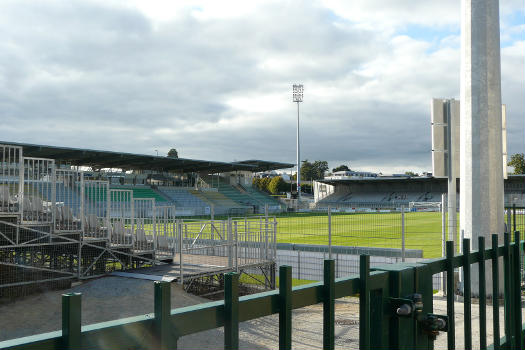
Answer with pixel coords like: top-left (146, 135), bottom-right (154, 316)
top-left (460, 0), bottom-right (505, 295)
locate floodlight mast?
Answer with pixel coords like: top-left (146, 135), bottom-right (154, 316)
top-left (292, 84), bottom-right (303, 205)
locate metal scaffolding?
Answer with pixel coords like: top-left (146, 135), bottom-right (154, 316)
top-left (0, 143), bottom-right (276, 296)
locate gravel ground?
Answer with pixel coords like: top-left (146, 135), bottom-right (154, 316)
top-left (179, 298), bottom-right (360, 350)
top-left (433, 296), bottom-right (510, 350)
top-left (0, 277), bottom-right (204, 341)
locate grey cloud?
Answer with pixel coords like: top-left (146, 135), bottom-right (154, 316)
top-left (0, 0), bottom-right (523, 174)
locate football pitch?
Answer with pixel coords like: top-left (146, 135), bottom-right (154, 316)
top-left (271, 211), bottom-right (449, 258)
top-left (163, 211), bottom-right (523, 259)
top-left (177, 211), bottom-right (453, 258)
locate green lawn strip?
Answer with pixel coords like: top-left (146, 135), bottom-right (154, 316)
top-left (239, 273), bottom-right (315, 287)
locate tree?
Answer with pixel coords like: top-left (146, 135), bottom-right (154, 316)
top-left (332, 165), bottom-right (350, 173)
top-left (167, 148), bottom-right (178, 158)
top-left (253, 177), bottom-right (272, 193)
top-left (313, 160), bottom-right (329, 179)
top-left (508, 153), bottom-right (525, 174)
top-left (404, 171), bottom-right (419, 176)
top-left (300, 160), bottom-right (329, 181)
top-left (268, 176), bottom-right (287, 194)
top-left (300, 160), bottom-right (314, 181)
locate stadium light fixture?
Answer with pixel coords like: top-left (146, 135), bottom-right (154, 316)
top-left (292, 84), bottom-right (303, 204)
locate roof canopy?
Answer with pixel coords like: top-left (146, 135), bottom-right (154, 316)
top-left (232, 160), bottom-right (296, 173)
top-left (2, 141), bottom-right (293, 173)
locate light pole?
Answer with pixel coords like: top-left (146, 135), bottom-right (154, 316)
top-left (293, 84), bottom-right (303, 204)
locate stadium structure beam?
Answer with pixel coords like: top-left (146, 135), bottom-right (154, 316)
top-left (460, 0), bottom-right (504, 296)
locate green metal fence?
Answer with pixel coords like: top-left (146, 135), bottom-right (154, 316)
top-left (0, 232), bottom-right (523, 350)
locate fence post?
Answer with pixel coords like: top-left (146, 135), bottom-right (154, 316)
top-left (459, 229), bottom-right (464, 285)
top-left (463, 238), bottom-right (472, 350)
top-left (234, 221), bottom-right (239, 273)
top-left (228, 218), bottom-right (233, 268)
top-left (279, 265), bottom-right (292, 350)
top-left (323, 259), bottom-right (335, 350)
top-left (491, 234), bottom-right (500, 350)
top-left (441, 194), bottom-right (447, 294)
top-left (224, 272), bottom-right (239, 350)
top-left (152, 200), bottom-right (157, 254)
top-left (513, 231), bottom-right (522, 349)
top-left (446, 241), bottom-right (455, 350)
top-left (178, 220), bottom-right (183, 285)
top-left (503, 232), bottom-right (514, 348)
top-left (478, 236), bottom-right (487, 350)
top-left (273, 218), bottom-right (278, 261)
top-left (359, 255), bottom-right (370, 350)
top-left (154, 281), bottom-right (177, 350)
top-left (507, 208), bottom-right (512, 234)
top-left (172, 219), bottom-right (177, 259)
top-left (297, 250), bottom-right (301, 280)
top-left (513, 204), bottom-right (517, 232)
top-left (62, 292), bottom-right (81, 350)
top-left (328, 207), bottom-right (332, 260)
top-left (401, 205), bottom-right (405, 262)
top-left (265, 212), bottom-right (269, 261)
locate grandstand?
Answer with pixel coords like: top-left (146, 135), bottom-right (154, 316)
top-left (314, 174), bottom-right (525, 208)
top-left (0, 141), bottom-right (293, 296)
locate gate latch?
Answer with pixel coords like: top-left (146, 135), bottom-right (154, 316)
top-left (390, 294), bottom-right (448, 340)
top-left (389, 293), bottom-right (423, 317)
top-left (420, 314), bottom-right (448, 340)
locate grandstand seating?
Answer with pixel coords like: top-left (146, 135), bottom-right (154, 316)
top-left (317, 191), bottom-right (443, 207)
top-left (200, 176), bottom-right (281, 213)
top-left (190, 190), bottom-right (250, 215)
top-left (36, 179), bottom-right (281, 217)
top-left (157, 187), bottom-right (209, 214)
top-left (217, 183), bottom-right (265, 209)
top-left (111, 185), bottom-right (168, 203)
top-left (242, 185), bottom-right (282, 209)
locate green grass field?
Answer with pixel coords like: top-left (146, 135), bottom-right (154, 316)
top-left (272, 211), bottom-right (453, 258)
top-left (148, 211), bottom-right (525, 259)
top-left (147, 211), bottom-right (457, 259)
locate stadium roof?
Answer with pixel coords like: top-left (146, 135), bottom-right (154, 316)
top-left (232, 160), bottom-right (297, 172)
top-left (2, 141), bottom-right (294, 173)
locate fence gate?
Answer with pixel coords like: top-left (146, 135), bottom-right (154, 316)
top-left (83, 180), bottom-right (110, 240)
top-left (109, 189), bottom-right (134, 246)
top-left (178, 218), bottom-right (228, 272)
top-left (235, 216), bottom-right (276, 266)
top-left (0, 144), bottom-right (23, 216)
top-left (54, 169), bottom-right (83, 233)
top-left (133, 198), bottom-right (156, 253)
top-left (155, 205), bottom-right (176, 260)
top-left (21, 157), bottom-right (55, 225)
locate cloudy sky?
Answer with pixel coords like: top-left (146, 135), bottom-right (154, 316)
top-left (1, 0), bottom-right (523, 174)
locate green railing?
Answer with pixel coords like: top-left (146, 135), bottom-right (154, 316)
top-left (0, 232), bottom-right (523, 350)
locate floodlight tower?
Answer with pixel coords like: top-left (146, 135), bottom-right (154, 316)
top-left (293, 84), bottom-right (303, 203)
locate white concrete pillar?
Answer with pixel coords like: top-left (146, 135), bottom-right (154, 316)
top-left (460, 0), bottom-right (505, 295)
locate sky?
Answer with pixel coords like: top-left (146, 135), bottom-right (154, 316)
top-left (0, 0), bottom-right (523, 174)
